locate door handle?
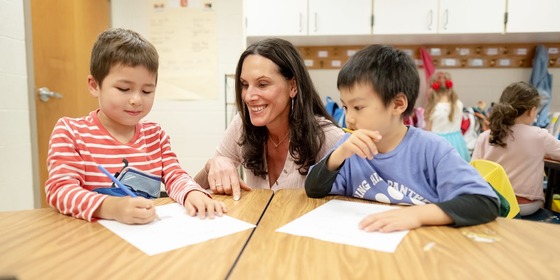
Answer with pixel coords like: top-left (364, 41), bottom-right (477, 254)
top-left (38, 87), bottom-right (63, 102)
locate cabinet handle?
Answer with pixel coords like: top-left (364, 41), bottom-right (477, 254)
top-left (314, 12), bottom-right (318, 32)
top-left (427, 10), bottom-right (433, 31)
top-left (443, 9), bottom-right (449, 30)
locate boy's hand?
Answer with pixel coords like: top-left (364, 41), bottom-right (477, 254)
top-left (96, 196), bottom-right (157, 225)
top-left (358, 207), bottom-right (422, 233)
top-left (358, 204), bottom-right (453, 232)
top-left (327, 129), bottom-right (382, 170)
top-left (184, 191), bottom-right (227, 219)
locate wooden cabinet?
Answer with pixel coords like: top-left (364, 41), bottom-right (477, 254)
top-left (507, 0), bottom-right (560, 33)
top-left (245, 0), bottom-right (372, 36)
top-left (373, 0), bottom-right (506, 34)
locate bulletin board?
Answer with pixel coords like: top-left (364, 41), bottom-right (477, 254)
top-left (147, 0), bottom-right (217, 100)
top-left (297, 43), bottom-right (560, 70)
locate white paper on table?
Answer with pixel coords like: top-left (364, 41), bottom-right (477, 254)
top-left (276, 200), bottom-right (409, 253)
top-left (98, 203), bottom-right (255, 256)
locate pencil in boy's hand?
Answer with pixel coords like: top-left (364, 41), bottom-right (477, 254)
top-left (98, 165), bottom-right (138, 197)
top-left (342, 128), bottom-right (354, 134)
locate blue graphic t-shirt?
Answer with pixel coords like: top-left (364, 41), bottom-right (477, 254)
top-left (328, 126), bottom-right (496, 204)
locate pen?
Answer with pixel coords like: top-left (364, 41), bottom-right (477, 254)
top-left (342, 128), bottom-right (354, 134)
top-left (98, 165), bottom-right (137, 197)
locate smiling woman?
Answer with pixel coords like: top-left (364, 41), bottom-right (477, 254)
top-left (194, 38), bottom-right (345, 199)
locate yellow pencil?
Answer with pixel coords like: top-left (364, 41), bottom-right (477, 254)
top-left (342, 128), bottom-right (354, 134)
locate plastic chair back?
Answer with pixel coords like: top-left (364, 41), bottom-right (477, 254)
top-left (470, 159), bottom-right (521, 218)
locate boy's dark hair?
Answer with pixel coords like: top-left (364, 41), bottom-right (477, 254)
top-left (489, 81), bottom-right (540, 148)
top-left (337, 45), bottom-right (420, 116)
top-left (90, 28), bottom-right (159, 86)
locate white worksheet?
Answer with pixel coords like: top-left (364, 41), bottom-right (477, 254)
top-left (99, 203), bottom-right (255, 256)
top-left (276, 200), bottom-right (409, 253)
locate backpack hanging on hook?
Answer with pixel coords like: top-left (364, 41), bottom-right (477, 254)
top-left (325, 96), bottom-right (346, 128)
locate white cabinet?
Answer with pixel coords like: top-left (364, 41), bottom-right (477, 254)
top-left (373, 0), bottom-right (506, 34)
top-left (245, 0), bottom-right (307, 36)
top-left (373, 0), bottom-right (438, 34)
top-left (245, 0), bottom-right (372, 36)
top-left (507, 0), bottom-right (560, 33)
top-left (307, 0), bottom-right (372, 35)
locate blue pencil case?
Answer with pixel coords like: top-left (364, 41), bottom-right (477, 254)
top-left (94, 166), bottom-right (162, 199)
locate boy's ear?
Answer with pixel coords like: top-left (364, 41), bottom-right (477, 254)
top-left (289, 78), bottom-right (297, 98)
top-left (87, 75), bottom-right (100, 97)
top-left (392, 93), bottom-right (408, 115)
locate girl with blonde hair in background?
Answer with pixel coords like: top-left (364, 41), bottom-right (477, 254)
top-left (424, 71), bottom-right (471, 162)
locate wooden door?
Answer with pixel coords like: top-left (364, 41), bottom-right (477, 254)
top-left (31, 0), bottom-right (110, 207)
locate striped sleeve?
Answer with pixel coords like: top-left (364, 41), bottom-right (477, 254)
top-left (157, 128), bottom-right (211, 205)
top-left (45, 118), bottom-right (107, 221)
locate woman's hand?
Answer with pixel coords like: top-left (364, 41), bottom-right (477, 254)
top-left (206, 156), bottom-right (252, 200)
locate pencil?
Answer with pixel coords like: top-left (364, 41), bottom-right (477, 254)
top-left (98, 165), bottom-right (138, 197)
top-left (342, 128), bottom-right (354, 134)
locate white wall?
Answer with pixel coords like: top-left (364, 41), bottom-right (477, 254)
top-left (0, 0), bottom-right (36, 211)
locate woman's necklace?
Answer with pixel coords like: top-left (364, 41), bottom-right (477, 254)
top-left (269, 131), bottom-right (290, 148)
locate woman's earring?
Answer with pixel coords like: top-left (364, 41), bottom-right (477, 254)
top-left (291, 98), bottom-right (294, 113)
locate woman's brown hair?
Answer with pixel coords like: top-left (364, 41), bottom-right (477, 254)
top-left (234, 38), bottom-right (336, 177)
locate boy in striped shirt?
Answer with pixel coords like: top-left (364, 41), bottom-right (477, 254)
top-left (45, 28), bottom-right (226, 224)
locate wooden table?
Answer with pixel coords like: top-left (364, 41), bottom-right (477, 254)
top-left (229, 189), bottom-right (560, 280)
top-left (0, 189), bottom-right (273, 280)
top-left (544, 158), bottom-right (560, 210)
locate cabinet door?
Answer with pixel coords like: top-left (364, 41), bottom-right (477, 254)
top-left (308, 0), bottom-right (372, 35)
top-left (438, 0), bottom-right (506, 34)
top-left (373, 0), bottom-right (438, 34)
top-left (245, 0), bottom-right (307, 36)
top-left (507, 0), bottom-right (560, 32)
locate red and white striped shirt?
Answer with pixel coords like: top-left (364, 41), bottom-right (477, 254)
top-left (45, 110), bottom-right (209, 221)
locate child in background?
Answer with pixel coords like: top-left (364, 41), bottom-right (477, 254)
top-left (472, 81), bottom-right (560, 216)
top-left (45, 28), bottom-right (226, 224)
top-left (305, 45), bottom-right (498, 233)
top-left (424, 72), bottom-right (471, 162)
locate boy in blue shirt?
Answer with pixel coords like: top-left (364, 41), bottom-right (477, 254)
top-left (305, 45), bottom-right (499, 232)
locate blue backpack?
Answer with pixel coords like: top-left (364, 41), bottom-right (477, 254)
top-left (325, 96), bottom-right (346, 128)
